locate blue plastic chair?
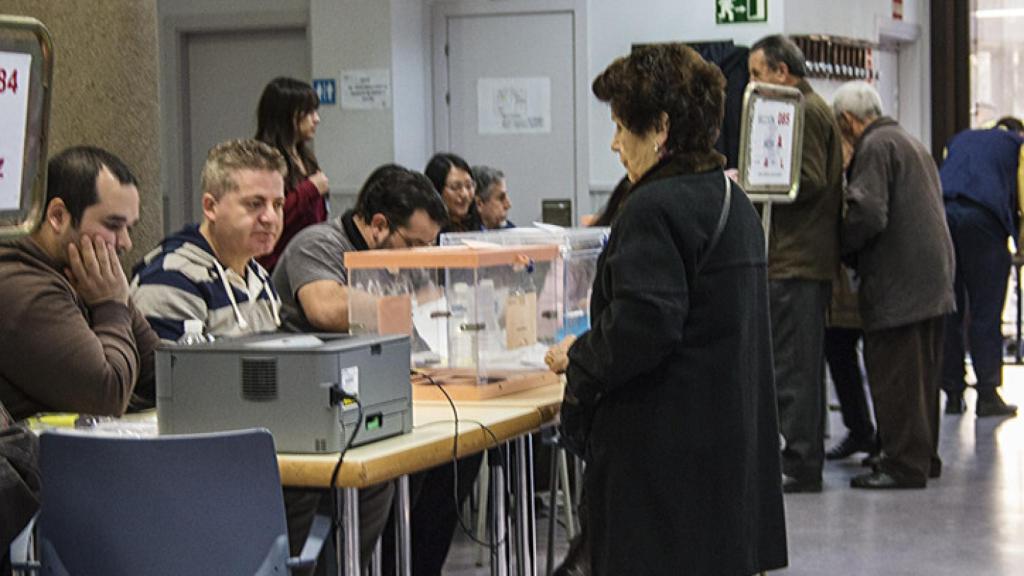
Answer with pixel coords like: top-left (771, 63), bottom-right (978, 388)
top-left (12, 429), bottom-right (327, 576)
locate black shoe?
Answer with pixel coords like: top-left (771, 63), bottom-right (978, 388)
top-left (850, 470), bottom-right (926, 490)
top-left (826, 434), bottom-right (876, 460)
top-left (976, 392), bottom-right (1018, 418)
top-left (861, 450), bottom-right (882, 468)
top-left (945, 392), bottom-right (966, 415)
top-left (929, 457), bottom-right (942, 479)
top-left (782, 475), bottom-right (822, 493)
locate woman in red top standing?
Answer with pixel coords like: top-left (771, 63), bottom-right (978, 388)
top-left (255, 77), bottom-right (330, 271)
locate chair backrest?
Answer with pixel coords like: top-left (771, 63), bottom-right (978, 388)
top-left (37, 428), bottom-right (290, 576)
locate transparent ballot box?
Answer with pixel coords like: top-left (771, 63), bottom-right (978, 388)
top-left (344, 245), bottom-right (560, 387)
top-left (441, 226), bottom-right (609, 340)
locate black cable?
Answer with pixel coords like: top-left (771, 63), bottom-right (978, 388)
top-left (329, 392), bottom-right (364, 552)
top-left (415, 370), bottom-right (508, 550)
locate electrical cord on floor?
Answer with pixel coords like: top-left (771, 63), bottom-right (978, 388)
top-left (414, 369), bottom-right (508, 550)
top-left (329, 390), bottom-right (364, 549)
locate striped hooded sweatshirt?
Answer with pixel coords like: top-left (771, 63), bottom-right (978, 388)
top-left (130, 225), bottom-right (281, 342)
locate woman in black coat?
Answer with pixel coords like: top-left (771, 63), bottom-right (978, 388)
top-left (552, 43), bottom-right (787, 575)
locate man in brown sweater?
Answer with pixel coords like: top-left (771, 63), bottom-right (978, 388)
top-left (0, 146), bottom-right (159, 421)
top-left (750, 35), bottom-right (845, 493)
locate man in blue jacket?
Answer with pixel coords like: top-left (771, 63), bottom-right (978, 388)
top-left (940, 116), bottom-right (1024, 417)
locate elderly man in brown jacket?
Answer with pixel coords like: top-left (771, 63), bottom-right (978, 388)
top-left (750, 35), bottom-right (844, 493)
top-left (834, 81), bottom-right (955, 490)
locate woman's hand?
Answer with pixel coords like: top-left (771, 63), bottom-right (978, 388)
top-left (544, 334), bottom-right (577, 374)
top-left (309, 171), bottom-right (330, 195)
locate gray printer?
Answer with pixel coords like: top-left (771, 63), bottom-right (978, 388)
top-left (156, 333), bottom-right (411, 453)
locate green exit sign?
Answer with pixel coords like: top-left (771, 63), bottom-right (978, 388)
top-left (716, 0), bottom-right (768, 24)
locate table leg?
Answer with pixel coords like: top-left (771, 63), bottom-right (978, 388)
top-left (490, 447), bottom-right (509, 576)
top-left (370, 537), bottom-right (382, 576)
top-left (515, 436), bottom-right (535, 576)
top-left (545, 438), bottom-right (559, 576)
top-left (397, 475), bottom-right (412, 576)
top-left (342, 487), bottom-right (360, 576)
top-left (527, 434), bottom-right (538, 575)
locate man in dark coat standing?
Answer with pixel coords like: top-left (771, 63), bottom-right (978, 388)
top-left (561, 43), bottom-right (786, 576)
top-left (749, 35), bottom-right (845, 493)
top-left (834, 81), bottom-right (956, 489)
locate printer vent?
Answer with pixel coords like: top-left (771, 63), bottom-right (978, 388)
top-left (241, 357), bottom-right (278, 402)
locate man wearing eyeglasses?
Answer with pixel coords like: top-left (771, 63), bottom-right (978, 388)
top-left (272, 163), bottom-right (447, 332)
top-left (269, 164), bottom-right (447, 574)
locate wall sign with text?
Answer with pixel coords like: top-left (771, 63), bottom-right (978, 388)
top-left (0, 16), bottom-right (52, 239)
top-left (0, 50), bottom-right (32, 211)
top-left (738, 82), bottom-right (805, 203)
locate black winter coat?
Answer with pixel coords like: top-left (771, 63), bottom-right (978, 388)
top-left (564, 157), bottom-right (787, 575)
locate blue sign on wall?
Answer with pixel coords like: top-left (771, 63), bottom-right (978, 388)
top-left (312, 78), bottom-right (337, 105)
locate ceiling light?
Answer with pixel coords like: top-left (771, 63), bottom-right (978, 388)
top-left (975, 8), bottom-right (1024, 19)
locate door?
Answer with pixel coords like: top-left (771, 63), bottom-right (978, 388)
top-left (436, 8), bottom-right (581, 226)
top-left (872, 47), bottom-right (900, 120)
top-left (177, 28), bottom-right (309, 230)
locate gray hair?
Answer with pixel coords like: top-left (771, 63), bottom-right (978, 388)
top-left (751, 35), bottom-right (807, 78)
top-left (832, 81), bottom-right (883, 123)
top-left (472, 165), bottom-right (505, 202)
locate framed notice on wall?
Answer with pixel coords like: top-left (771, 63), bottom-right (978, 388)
top-left (737, 82), bottom-right (804, 203)
top-left (0, 16), bottom-right (52, 239)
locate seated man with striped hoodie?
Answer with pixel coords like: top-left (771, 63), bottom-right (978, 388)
top-left (130, 139), bottom-right (284, 341)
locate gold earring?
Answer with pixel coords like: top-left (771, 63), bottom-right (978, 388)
top-left (654, 142), bottom-right (660, 153)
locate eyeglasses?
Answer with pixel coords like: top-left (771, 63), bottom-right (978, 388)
top-left (445, 180), bottom-right (476, 194)
top-left (392, 227), bottom-right (434, 248)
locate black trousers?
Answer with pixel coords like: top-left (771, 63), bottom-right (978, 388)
top-left (824, 327), bottom-right (875, 441)
top-left (943, 199), bottom-right (1012, 395)
top-left (771, 279), bottom-right (830, 481)
top-left (864, 316), bottom-right (944, 480)
top-left (382, 453), bottom-right (483, 576)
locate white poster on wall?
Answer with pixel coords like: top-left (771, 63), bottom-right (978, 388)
top-left (341, 69), bottom-right (391, 110)
top-left (746, 98), bottom-right (797, 187)
top-left (0, 51), bottom-right (32, 210)
top-left (477, 77), bottom-right (551, 135)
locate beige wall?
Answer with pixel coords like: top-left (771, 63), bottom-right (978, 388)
top-left (1, 0), bottom-right (161, 267)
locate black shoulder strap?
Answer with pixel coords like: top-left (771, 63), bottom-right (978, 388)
top-left (697, 173), bottom-right (732, 272)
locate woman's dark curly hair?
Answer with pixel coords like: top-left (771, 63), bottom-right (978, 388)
top-left (592, 43), bottom-right (726, 157)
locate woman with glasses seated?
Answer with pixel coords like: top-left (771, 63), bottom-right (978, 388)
top-left (425, 152), bottom-right (483, 233)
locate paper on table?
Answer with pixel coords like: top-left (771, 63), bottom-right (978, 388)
top-left (413, 295), bottom-right (449, 357)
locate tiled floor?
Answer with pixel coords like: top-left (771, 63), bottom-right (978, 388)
top-left (441, 367), bottom-right (1024, 575)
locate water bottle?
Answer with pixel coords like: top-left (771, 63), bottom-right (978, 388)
top-left (177, 319), bottom-right (211, 345)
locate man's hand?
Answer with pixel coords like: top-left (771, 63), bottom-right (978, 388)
top-left (544, 334), bottom-right (577, 374)
top-left (65, 235), bottom-right (129, 307)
